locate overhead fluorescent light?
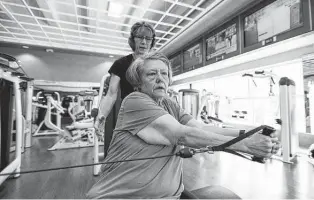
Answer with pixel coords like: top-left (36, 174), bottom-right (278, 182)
top-left (109, 55), bottom-right (114, 58)
top-left (108, 2), bottom-right (124, 18)
top-left (22, 46), bottom-right (29, 49)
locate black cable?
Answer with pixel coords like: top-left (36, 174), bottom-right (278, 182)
top-left (1, 125), bottom-right (271, 176)
top-left (211, 125), bottom-right (266, 151)
top-left (0, 154), bottom-right (176, 176)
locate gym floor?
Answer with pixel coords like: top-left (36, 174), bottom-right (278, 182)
top-left (1, 136), bottom-right (98, 199)
top-left (1, 135), bottom-right (314, 199)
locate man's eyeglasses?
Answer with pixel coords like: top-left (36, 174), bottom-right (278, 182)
top-left (134, 35), bottom-right (154, 42)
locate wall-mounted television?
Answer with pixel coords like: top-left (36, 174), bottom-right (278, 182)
top-left (183, 41), bottom-right (203, 72)
top-left (241, 0), bottom-right (311, 53)
top-left (205, 17), bottom-right (240, 65)
top-left (169, 53), bottom-right (182, 76)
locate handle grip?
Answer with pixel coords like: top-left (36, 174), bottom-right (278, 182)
top-left (252, 126), bottom-right (276, 163)
top-left (255, 70), bottom-right (264, 75)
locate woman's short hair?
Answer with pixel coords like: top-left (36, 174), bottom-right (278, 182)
top-left (128, 21), bottom-right (156, 51)
top-left (126, 52), bottom-right (173, 90)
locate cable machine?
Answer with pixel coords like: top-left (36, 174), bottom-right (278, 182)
top-left (0, 53), bottom-right (33, 185)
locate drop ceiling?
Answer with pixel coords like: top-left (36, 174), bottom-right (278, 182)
top-left (0, 0), bottom-right (230, 56)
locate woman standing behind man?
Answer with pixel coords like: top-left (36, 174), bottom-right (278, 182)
top-left (94, 21), bottom-right (156, 147)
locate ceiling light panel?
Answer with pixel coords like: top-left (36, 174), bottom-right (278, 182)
top-left (21, 23), bottom-right (42, 31)
top-left (1, 0), bottom-right (23, 5)
top-left (0, 32), bottom-right (13, 38)
top-left (15, 34), bottom-right (31, 40)
top-left (0, 19), bottom-right (19, 28)
top-left (108, 2), bottom-right (124, 18)
top-left (0, 0), bottom-right (222, 56)
top-left (13, 15), bottom-right (37, 24)
top-left (27, 29), bottom-right (45, 37)
top-left (5, 4), bottom-right (29, 15)
top-left (0, 12), bottom-right (10, 20)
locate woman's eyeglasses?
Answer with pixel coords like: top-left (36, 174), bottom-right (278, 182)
top-left (134, 35), bottom-right (153, 42)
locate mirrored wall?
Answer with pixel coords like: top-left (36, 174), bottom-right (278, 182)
top-left (170, 58), bottom-right (310, 134)
top-left (303, 53), bottom-right (314, 134)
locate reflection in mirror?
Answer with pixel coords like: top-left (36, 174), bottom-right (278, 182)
top-left (172, 59), bottom-right (306, 135)
top-left (302, 54), bottom-right (314, 134)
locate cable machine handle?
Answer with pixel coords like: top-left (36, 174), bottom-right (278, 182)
top-left (251, 126), bottom-right (276, 163)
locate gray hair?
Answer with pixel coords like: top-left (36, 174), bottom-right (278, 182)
top-left (126, 52), bottom-right (173, 90)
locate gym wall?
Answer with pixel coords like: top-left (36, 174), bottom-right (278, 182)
top-left (0, 46), bottom-right (115, 83)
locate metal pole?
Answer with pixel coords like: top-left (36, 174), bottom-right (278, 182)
top-left (25, 82), bottom-right (34, 148)
top-left (13, 81), bottom-right (22, 177)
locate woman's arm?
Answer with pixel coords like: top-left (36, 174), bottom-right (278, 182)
top-left (137, 114), bottom-right (279, 158)
top-left (185, 118), bottom-right (255, 137)
top-left (94, 74), bottom-right (120, 137)
top-left (97, 74), bottom-right (120, 119)
top-left (138, 114), bottom-right (235, 148)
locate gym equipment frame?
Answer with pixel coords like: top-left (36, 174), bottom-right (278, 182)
top-left (0, 65), bottom-right (23, 185)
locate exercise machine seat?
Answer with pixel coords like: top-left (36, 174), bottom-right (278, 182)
top-left (182, 186), bottom-right (241, 199)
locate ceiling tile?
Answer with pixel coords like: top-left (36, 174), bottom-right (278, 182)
top-left (0, 0), bottom-right (232, 56)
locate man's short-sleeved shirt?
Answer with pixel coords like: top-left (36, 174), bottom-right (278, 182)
top-left (108, 54), bottom-right (134, 100)
top-left (86, 92), bottom-right (193, 199)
